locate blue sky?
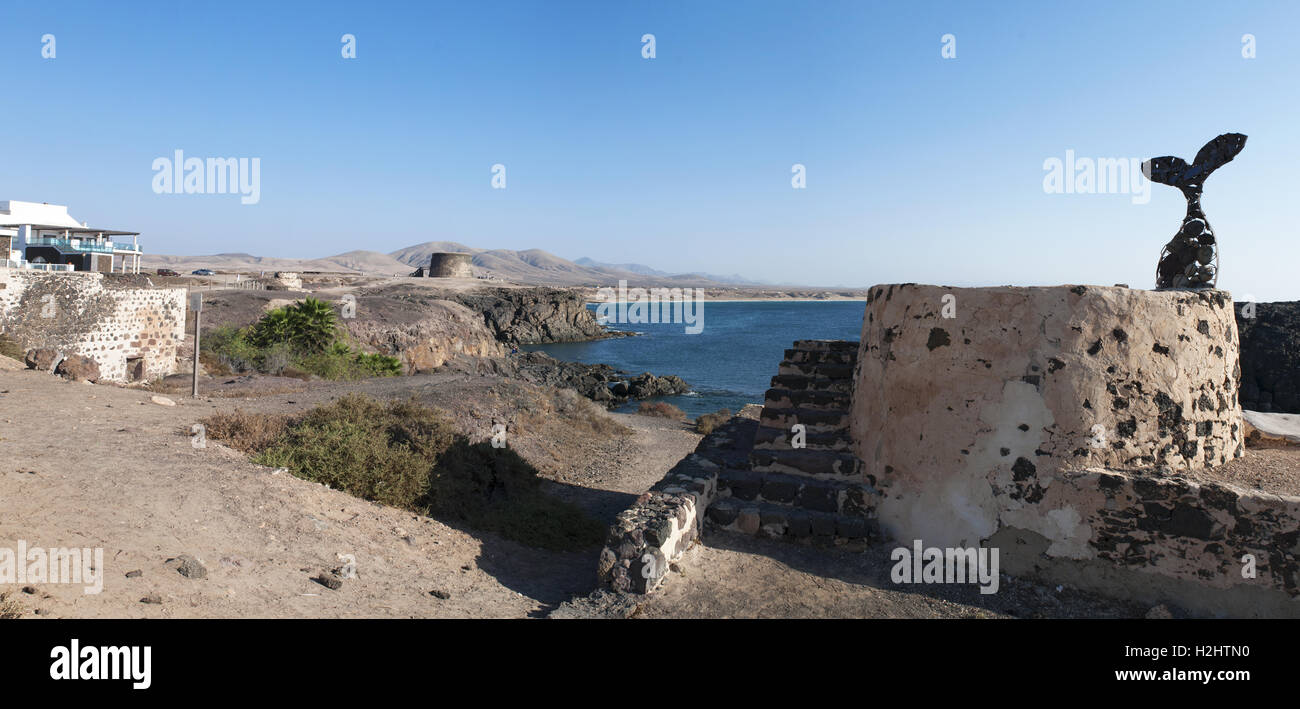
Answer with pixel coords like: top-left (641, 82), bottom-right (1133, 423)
top-left (1, 1), bottom-right (1297, 297)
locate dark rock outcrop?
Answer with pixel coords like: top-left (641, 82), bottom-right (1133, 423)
top-left (1237, 302), bottom-right (1300, 412)
top-left (353, 284), bottom-right (619, 345)
top-left (444, 287), bottom-right (612, 344)
top-left (505, 351), bottom-right (688, 406)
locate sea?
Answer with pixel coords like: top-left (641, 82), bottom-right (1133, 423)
top-left (524, 300), bottom-right (866, 418)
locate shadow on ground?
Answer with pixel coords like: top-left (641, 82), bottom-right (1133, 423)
top-left (697, 530), bottom-right (1148, 619)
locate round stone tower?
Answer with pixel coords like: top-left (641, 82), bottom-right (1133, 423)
top-left (428, 252), bottom-right (473, 278)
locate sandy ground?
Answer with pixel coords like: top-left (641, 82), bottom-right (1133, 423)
top-left (0, 367), bottom-right (699, 619)
top-left (6, 360), bottom-right (1295, 620)
top-left (634, 532), bottom-right (1149, 619)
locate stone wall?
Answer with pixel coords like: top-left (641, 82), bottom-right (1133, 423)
top-left (1236, 301), bottom-right (1300, 413)
top-left (989, 468), bottom-right (1300, 618)
top-left (0, 268), bottom-right (186, 382)
top-left (849, 284), bottom-right (1300, 616)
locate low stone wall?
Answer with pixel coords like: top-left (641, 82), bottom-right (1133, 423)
top-left (597, 454), bottom-right (718, 594)
top-left (0, 268), bottom-right (186, 382)
top-left (991, 469), bottom-right (1300, 618)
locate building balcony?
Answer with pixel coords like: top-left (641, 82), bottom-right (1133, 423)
top-left (3, 258), bottom-right (74, 272)
top-left (27, 236), bottom-right (140, 254)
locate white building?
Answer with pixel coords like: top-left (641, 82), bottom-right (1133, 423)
top-left (0, 200), bottom-right (143, 274)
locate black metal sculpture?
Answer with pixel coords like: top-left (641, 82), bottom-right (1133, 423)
top-left (1144, 133), bottom-right (1246, 289)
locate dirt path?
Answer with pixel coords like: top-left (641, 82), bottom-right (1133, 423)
top-left (0, 368), bottom-right (699, 618)
top-left (634, 532), bottom-right (1147, 619)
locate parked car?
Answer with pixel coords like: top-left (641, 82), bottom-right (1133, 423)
top-left (191, 269), bottom-right (216, 276)
top-left (156, 268), bottom-right (180, 277)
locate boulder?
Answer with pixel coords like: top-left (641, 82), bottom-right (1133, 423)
top-left (165, 555), bottom-right (207, 579)
top-left (54, 354), bottom-right (100, 382)
top-left (24, 348), bottom-right (59, 372)
top-left (628, 373), bottom-right (689, 398)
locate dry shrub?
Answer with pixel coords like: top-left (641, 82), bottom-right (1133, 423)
top-left (0, 335), bottom-right (24, 363)
top-left (199, 350), bottom-right (234, 377)
top-left (695, 408), bottom-right (733, 435)
top-left (550, 387), bottom-right (631, 436)
top-left (0, 591), bottom-right (23, 619)
top-left (200, 409), bottom-right (290, 454)
top-left (513, 386), bottom-right (631, 438)
top-left (638, 400), bottom-right (686, 420)
top-left (204, 394), bottom-right (603, 551)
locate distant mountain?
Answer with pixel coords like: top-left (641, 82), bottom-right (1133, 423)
top-left (573, 258), bottom-right (765, 285)
top-left (145, 240), bottom-right (770, 287)
top-left (144, 250), bottom-right (410, 275)
top-left (573, 257), bottom-right (670, 277)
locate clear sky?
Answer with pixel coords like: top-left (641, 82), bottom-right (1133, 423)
top-left (1, 1), bottom-right (1297, 297)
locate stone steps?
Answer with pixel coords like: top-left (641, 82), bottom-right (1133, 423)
top-left (749, 448), bottom-right (864, 478)
top-left (758, 406), bottom-right (851, 432)
top-left (729, 338), bottom-right (871, 542)
top-left (715, 467), bottom-right (874, 517)
top-left (762, 387), bottom-right (852, 411)
top-left (777, 362), bottom-right (856, 379)
top-left (706, 497), bottom-right (873, 543)
top-left (789, 339), bottom-right (859, 353)
top-left (769, 373), bottom-right (853, 394)
top-left (784, 348), bottom-right (857, 366)
top-left (752, 424), bottom-right (851, 452)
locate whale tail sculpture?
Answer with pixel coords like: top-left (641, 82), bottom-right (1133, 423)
top-left (1143, 133), bottom-right (1246, 289)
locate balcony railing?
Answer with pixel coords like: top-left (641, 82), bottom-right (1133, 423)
top-left (27, 236), bottom-right (140, 254)
top-left (2, 259), bottom-right (74, 272)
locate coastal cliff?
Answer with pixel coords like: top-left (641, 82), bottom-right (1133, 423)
top-left (342, 296), bottom-right (504, 372)
top-left (445, 287), bottom-right (611, 344)
top-left (359, 284), bottom-right (611, 345)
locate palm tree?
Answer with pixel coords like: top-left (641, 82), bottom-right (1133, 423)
top-left (286, 298), bottom-right (339, 353)
top-left (247, 308), bottom-right (294, 348)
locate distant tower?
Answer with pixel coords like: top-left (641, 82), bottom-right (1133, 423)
top-left (428, 252), bottom-right (472, 278)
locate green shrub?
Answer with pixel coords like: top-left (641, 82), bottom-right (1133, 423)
top-left (201, 302), bottom-right (400, 381)
top-left (296, 344), bottom-right (403, 381)
top-left (695, 408), bottom-right (733, 435)
top-left (247, 298), bottom-right (339, 354)
top-left (202, 326), bottom-right (262, 372)
top-left (225, 395), bottom-right (602, 551)
top-left (354, 352), bottom-right (404, 377)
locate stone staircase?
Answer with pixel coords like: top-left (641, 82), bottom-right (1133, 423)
top-left (706, 339), bottom-right (878, 544)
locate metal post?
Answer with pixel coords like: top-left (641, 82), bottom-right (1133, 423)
top-left (190, 291), bottom-right (202, 398)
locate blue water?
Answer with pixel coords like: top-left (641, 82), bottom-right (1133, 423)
top-left (524, 301), bottom-right (865, 418)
